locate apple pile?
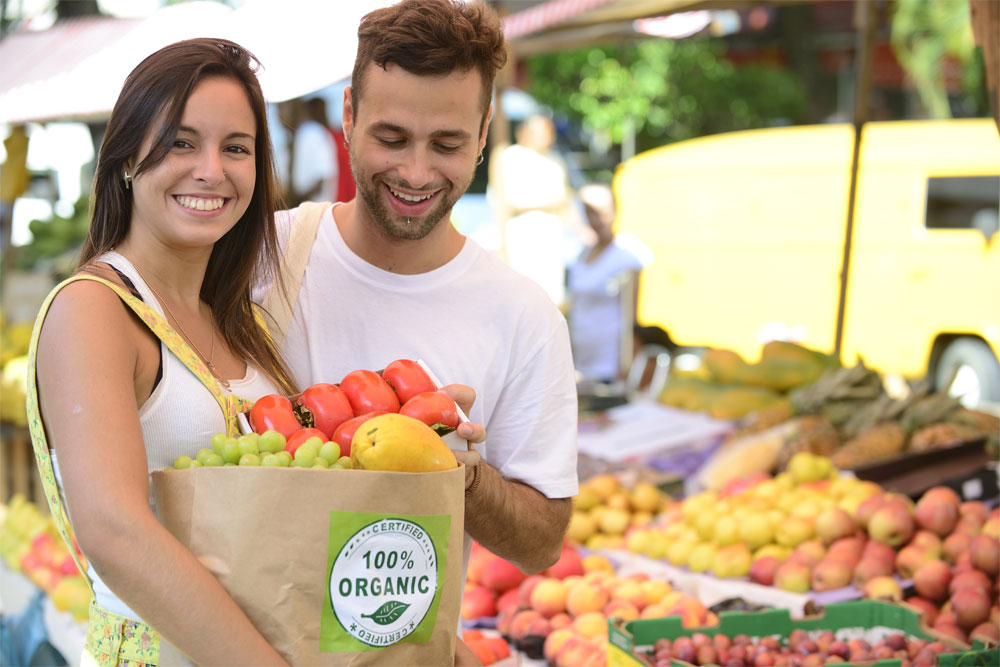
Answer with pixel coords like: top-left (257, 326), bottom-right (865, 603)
top-left (644, 629), bottom-right (959, 666)
top-left (896, 486), bottom-right (1000, 646)
top-left (568, 474), bottom-right (675, 551)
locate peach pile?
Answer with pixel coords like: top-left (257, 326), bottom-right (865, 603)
top-left (461, 540), bottom-right (718, 667)
top-left (645, 629), bottom-right (959, 666)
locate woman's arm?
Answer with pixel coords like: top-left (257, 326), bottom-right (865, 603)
top-left (37, 281), bottom-right (287, 666)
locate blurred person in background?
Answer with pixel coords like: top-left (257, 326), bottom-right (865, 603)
top-left (492, 114), bottom-right (586, 305)
top-left (567, 183), bottom-right (653, 384)
top-left (290, 96), bottom-right (338, 205)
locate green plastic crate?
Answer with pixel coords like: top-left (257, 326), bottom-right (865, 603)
top-left (607, 600), bottom-right (992, 667)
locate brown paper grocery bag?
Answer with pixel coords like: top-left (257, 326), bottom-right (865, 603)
top-left (151, 465), bottom-right (465, 666)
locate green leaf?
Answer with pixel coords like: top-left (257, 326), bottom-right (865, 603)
top-left (361, 601), bottom-right (410, 625)
top-left (430, 423), bottom-right (456, 436)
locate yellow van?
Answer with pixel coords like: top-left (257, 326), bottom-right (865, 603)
top-left (614, 119), bottom-right (1000, 406)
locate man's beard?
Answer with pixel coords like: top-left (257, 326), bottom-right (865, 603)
top-left (349, 145), bottom-right (474, 240)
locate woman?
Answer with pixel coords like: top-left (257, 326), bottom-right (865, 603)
top-left (566, 183), bottom-right (653, 384)
top-left (28, 38), bottom-right (482, 665)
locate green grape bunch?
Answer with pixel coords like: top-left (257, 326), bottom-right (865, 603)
top-left (172, 430), bottom-right (352, 470)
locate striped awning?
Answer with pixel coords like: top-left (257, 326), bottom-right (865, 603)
top-left (502, 0), bottom-right (619, 40)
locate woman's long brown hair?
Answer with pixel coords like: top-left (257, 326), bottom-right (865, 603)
top-left (79, 37), bottom-right (297, 395)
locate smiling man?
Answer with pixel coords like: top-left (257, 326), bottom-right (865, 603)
top-left (262, 0), bottom-right (578, 584)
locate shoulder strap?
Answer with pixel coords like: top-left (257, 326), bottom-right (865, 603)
top-left (25, 274), bottom-right (250, 589)
top-left (260, 201), bottom-right (330, 349)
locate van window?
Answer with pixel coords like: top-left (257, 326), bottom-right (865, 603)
top-left (925, 176), bottom-right (1000, 239)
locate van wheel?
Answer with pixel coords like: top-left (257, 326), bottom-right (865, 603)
top-left (934, 338), bottom-right (1000, 407)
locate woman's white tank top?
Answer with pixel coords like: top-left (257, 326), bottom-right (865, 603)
top-left (52, 251), bottom-right (282, 619)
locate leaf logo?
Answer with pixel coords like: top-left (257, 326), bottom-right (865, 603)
top-left (361, 601), bottom-right (410, 625)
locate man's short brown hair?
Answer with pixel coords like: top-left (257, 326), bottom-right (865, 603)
top-left (350, 0), bottom-right (508, 127)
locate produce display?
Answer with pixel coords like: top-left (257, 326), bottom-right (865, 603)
top-left (0, 494), bottom-right (91, 621)
top-left (684, 346), bottom-right (998, 491)
top-left (463, 539), bottom-right (718, 667)
top-left (170, 359), bottom-right (462, 472)
top-left (659, 341), bottom-right (838, 419)
top-left (646, 627), bottom-right (949, 666)
top-left (567, 475), bottom-right (675, 552)
top-left (462, 443), bottom-right (999, 666)
top-left (0, 311), bottom-right (32, 427)
top-left (611, 599), bottom-right (991, 667)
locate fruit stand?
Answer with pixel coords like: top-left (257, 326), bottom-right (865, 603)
top-left (458, 342), bottom-right (999, 667)
top-left (3, 312), bottom-right (1000, 665)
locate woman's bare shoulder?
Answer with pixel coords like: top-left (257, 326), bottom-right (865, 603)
top-left (42, 265), bottom-right (137, 334)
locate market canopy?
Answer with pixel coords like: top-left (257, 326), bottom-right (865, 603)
top-left (0, 0), bottom-right (396, 125)
top-left (501, 0), bottom-right (802, 55)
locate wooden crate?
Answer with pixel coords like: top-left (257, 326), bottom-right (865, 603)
top-left (0, 424), bottom-right (48, 513)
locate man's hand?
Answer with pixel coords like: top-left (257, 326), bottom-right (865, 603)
top-left (439, 383), bottom-right (486, 444)
top-left (452, 449), bottom-right (481, 492)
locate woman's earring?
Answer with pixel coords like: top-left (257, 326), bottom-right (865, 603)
top-left (476, 152), bottom-right (484, 166)
top-left (123, 170), bottom-right (132, 189)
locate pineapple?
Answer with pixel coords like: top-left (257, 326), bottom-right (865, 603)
top-left (777, 415), bottom-right (841, 470)
top-left (831, 421), bottom-right (907, 469)
top-left (908, 422), bottom-right (980, 453)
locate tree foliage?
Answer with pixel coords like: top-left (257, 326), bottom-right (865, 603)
top-left (526, 38), bottom-right (806, 155)
top-left (890, 0), bottom-right (985, 119)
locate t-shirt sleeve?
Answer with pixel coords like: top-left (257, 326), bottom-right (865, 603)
top-left (483, 314), bottom-right (579, 499)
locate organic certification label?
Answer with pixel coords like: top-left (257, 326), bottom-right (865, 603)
top-left (321, 512), bottom-right (450, 652)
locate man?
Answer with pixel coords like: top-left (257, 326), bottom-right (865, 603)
top-left (262, 0), bottom-right (577, 576)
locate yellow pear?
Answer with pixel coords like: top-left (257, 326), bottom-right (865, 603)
top-left (350, 413), bottom-right (457, 472)
top-left (567, 511), bottom-right (598, 544)
top-left (739, 513), bottom-right (775, 551)
top-left (642, 531), bottom-right (669, 560)
top-left (573, 487), bottom-right (601, 512)
top-left (713, 515), bottom-right (741, 547)
top-left (629, 481), bottom-right (663, 513)
top-left (688, 542), bottom-right (716, 572)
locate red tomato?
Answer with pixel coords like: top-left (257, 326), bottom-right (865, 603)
top-left (381, 359), bottom-right (437, 404)
top-left (339, 369), bottom-right (400, 415)
top-left (332, 411), bottom-right (387, 457)
top-left (249, 394), bottom-right (301, 438)
top-left (296, 383), bottom-right (354, 439)
top-left (285, 427), bottom-right (328, 455)
top-left (399, 391), bottom-right (459, 429)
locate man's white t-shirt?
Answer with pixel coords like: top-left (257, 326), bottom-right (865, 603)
top-left (258, 203), bottom-right (579, 579)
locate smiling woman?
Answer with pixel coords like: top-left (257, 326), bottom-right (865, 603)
top-left (26, 38), bottom-right (297, 666)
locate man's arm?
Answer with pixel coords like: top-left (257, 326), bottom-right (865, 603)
top-left (462, 456), bottom-right (571, 574)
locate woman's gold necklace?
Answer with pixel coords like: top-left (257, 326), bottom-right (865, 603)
top-left (130, 265), bottom-right (230, 390)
